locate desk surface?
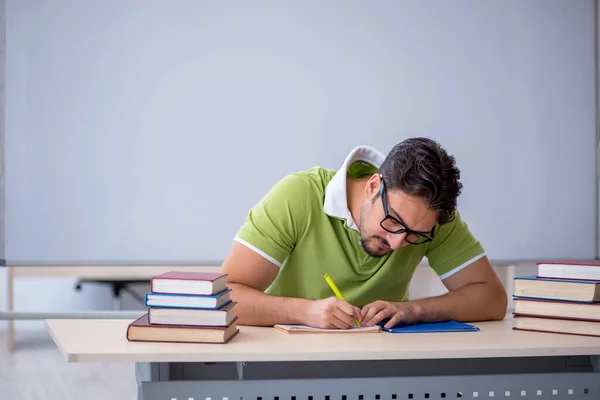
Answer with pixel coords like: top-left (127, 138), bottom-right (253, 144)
top-left (45, 317), bottom-right (600, 363)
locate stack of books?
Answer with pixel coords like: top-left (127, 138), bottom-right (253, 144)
top-left (512, 260), bottom-right (600, 337)
top-left (126, 271), bottom-right (239, 344)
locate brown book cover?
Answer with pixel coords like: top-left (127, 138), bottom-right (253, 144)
top-left (150, 271), bottom-right (228, 295)
top-left (126, 313), bottom-right (239, 344)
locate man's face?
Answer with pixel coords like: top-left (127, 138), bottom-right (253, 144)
top-left (359, 175), bottom-right (438, 258)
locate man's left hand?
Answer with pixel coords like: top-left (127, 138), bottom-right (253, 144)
top-left (360, 300), bottom-right (418, 328)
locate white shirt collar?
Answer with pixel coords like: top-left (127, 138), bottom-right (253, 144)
top-left (323, 145), bottom-right (386, 231)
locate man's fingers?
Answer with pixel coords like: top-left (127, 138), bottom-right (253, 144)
top-left (362, 304), bottom-right (383, 325)
top-left (333, 306), bottom-right (356, 328)
top-left (332, 314), bottom-right (353, 329)
top-left (364, 308), bottom-right (380, 325)
top-left (384, 313), bottom-right (404, 329)
top-left (360, 304), bottom-right (371, 321)
top-left (336, 299), bottom-right (358, 316)
top-left (367, 308), bottom-right (393, 326)
top-left (335, 299), bottom-right (361, 324)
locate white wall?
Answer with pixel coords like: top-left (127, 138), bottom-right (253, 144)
top-left (408, 264), bottom-right (533, 307)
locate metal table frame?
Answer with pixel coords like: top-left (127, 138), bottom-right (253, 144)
top-left (135, 355), bottom-right (600, 400)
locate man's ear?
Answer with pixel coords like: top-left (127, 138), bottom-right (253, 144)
top-left (365, 174), bottom-right (381, 197)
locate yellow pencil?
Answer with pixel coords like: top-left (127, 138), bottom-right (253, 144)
top-left (324, 273), bottom-right (361, 326)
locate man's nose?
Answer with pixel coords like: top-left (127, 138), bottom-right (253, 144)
top-left (387, 232), bottom-right (407, 249)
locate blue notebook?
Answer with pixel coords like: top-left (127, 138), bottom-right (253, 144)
top-left (377, 320), bottom-right (480, 333)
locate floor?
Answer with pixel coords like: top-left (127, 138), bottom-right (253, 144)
top-left (0, 330), bottom-right (137, 400)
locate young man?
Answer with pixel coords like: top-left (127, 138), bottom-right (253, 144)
top-left (220, 138), bottom-right (507, 329)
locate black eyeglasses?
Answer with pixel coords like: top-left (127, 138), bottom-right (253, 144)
top-left (379, 175), bottom-right (435, 245)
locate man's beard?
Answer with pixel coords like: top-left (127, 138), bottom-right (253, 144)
top-left (360, 236), bottom-right (390, 258)
top-left (359, 204), bottom-right (390, 258)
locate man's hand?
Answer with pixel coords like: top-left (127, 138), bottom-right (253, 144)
top-left (360, 300), bottom-right (418, 329)
top-left (303, 297), bottom-right (361, 329)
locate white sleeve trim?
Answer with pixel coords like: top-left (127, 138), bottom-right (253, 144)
top-left (233, 237), bottom-right (282, 268)
top-left (438, 252), bottom-right (487, 280)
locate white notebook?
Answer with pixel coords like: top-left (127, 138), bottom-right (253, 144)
top-left (273, 324), bottom-right (381, 333)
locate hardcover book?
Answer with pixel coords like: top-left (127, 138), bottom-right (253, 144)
top-left (150, 271), bottom-right (228, 295)
top-left (126, 313), bottom-right (239, 344)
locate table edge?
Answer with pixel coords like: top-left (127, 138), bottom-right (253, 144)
top-left (63, 347), bottom-right (600, 363)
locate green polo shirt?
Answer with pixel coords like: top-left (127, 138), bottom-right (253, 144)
top-left (234, 147), bottom-right (485, 307)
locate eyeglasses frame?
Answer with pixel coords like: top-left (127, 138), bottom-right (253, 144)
top-left (378, 174), bottom-right (436, 245)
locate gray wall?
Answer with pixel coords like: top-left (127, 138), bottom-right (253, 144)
top-left (4, 0), bottom-right (597, 265)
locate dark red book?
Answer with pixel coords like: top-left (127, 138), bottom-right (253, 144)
top-left (150, 271), bottom-right (228, 295)
top-left (126, 313), bottom-right (239, 344)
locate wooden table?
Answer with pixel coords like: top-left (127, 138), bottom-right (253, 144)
top-left (46, 316), bottom-right (600, 400)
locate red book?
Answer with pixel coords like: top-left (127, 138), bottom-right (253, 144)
top-left (537, 260), bottom-right (600, 281)
top-left (150, 271), bottom-right (228, 295)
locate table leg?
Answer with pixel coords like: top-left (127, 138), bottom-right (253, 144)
top-left (592, 355), bottom-right (600, 372)
top-left (7, 266), bottom-right (14, 352)
top-left (136, 362), bottom-right (172, 400)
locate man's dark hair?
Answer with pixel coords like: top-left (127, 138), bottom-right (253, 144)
top-left (378, 137), bottom-right (462, 224)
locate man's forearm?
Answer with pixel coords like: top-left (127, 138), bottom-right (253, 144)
top-left (409, 282), bottom-right (508, 323)
top-left (228, 282), bottom-right (311, 326)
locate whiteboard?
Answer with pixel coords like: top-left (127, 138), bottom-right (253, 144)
top-left (4, 0), bottom-right (597, 265)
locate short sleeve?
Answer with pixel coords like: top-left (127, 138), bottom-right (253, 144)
top-left (425, 212), bottom-right (486, 279)
top-left (234, 173), bottom-right (310, 267)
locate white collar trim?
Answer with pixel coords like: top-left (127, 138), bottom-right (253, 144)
top-left (323, 145), bottom-right (386, 231)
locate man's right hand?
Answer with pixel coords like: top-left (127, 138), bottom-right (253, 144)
top-left (303, 297), bottom-right (361, 329)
